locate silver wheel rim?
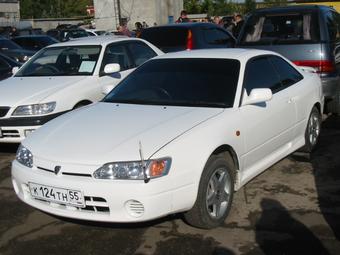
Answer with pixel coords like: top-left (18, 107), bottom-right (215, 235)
top-left (206, 167), bottom-right (231, 219)
top-left (308, 112), bottom-right (320, 146)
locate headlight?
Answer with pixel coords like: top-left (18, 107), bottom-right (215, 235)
top-left (16, 145), bottom-right (33, 168)
top-left (93, 157), bottom-right (171, 180)
top-left (12, 102), bottom-right (56, 116)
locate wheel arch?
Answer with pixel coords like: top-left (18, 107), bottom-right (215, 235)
top-left (211, 144), bottom-right (241, 190)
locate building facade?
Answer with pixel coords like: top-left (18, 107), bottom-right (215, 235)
top-left (0, 0), bottom-right (20, 26)
top-left (93, 0), bottom-right (183, 30)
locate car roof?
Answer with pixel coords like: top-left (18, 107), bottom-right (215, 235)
top-left (46, 35), bottom-right (142, 47)
top-left (153, 48), bottom-right (280, 62)
top-left (145, 22), bottom-right (218, 29)
top-left (13, 35), bottom-right (52, 39)
top-left (253, 4), bottom-right (332, 13)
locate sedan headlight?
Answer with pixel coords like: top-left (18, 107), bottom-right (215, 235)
top-left (16, 145), bottom-right (33, 168)
top-left (93, 158), bottom-right (171, 180)
top-left (12, 102), bottom-right (56, 116)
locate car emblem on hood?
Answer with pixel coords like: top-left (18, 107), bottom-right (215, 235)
top-left (54, 166), bottom-right (61, 175)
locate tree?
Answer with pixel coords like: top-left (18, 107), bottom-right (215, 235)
top-left (244, 0), bottom-right (256, 14)
top-left (184, 0), bottom-right (201, 14)
top-left (20, 0), bottom-right (93, 19)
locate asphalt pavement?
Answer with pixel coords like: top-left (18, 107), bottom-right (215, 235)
top-left (0, 115), bottom-right (340, 255)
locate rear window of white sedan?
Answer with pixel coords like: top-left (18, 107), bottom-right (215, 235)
top-left (104, 58), bottom-right (240, 108)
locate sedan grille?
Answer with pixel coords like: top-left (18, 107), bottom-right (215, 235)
top-left (0, 107), bottom-right (10, 117)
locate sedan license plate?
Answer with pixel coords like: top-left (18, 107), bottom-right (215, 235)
top-left (29, 182), bottom-right (85, 208)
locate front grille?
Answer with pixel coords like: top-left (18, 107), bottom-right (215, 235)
top-left (31, 194), bottom-right (110, 214)
top-left (0, 107), bottom-right (10, 118)
top-left (37, 166), bottom-right (92, 177)
top-left (0, 130), bottom-right (20, 138)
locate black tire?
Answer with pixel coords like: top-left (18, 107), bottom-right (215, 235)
top-left (303, 106), bottom-right (321, 153)
top-left (184, 154), bottom-right (235, 229)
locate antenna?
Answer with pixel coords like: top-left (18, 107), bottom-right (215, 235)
top-left (139, 141), bottom-right (150, 183)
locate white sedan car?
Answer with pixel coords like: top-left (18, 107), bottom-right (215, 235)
top-left (0, 36), bottom-right (162, 143)
top-left (12, 49), bottom-right (323, 229)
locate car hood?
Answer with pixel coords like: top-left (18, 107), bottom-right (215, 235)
top-left (24, 102), bottom-right (224, 165)
top-left (4, 49), bottom-right (35, 57)
top-left (0, 76), bottom-right (87, 106)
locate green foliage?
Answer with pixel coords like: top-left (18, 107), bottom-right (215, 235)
top-left (184, 0), bottom-right (250, 16)
top-left (263, 0), bottom-right (288, 7)
top-left (244, 0), bottom-right (256, 13)
top-left (20, 0), bottom-right (93, 19)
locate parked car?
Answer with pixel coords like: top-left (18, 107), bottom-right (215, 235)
top-left (140, 22), bottom-right (235, 52)
top-left (0, 36), bottom-right (162, 143)
top-left (12, 35), bottom-right (59, 52)
top-left (0, 52), bottom-right (21, 81)
top-left (86, 29), bottom-right (106, 36)
top-left (11, 49), bottom-right (323, 228)
top-left (237, 5), bottom-right (340, 113)
top-left (46, 28), bottom-right (89, 42)
top-left (0, 37), bottom-right (35, 63)
top-left (16, 28), bottom-right (44, 36)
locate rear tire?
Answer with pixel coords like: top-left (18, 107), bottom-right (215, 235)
top-left (303, 106), bottom-right (321, 152)
top-left (184, 154), bottom-right (234, 229)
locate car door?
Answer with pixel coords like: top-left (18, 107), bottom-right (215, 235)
top-left (98, 42), bottom-right (134, 92)
top-left (239, 56), bottom-right (296, 181)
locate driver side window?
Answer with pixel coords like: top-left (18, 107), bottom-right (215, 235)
top-left (244, 57), bottom-right (281, 94)
top-left (101, 44), bottom-right (132, 72)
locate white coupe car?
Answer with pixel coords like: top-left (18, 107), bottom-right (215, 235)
top-left (0, 36), bottom-right (162, 143)
top-left (12, 49), bottom-right (323, 229)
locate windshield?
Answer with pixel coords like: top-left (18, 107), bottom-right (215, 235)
top-left (239, 11), bottom-right (320, 45)
top-left (16, 45), bottom-right (101, 77)
top-left (0, 39), bottom-right (22, 50)
top-left (104, 58), bottom-right (240, 108)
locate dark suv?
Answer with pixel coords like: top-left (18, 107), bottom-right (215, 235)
top-left (140, 22), bottom-right (235, 53)
top-left (237, 5), bottom-right (340, 113)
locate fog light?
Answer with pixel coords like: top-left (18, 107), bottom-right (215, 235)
top-left (24, 129), bottom-right (35, 137)
top-left (125, 200), bottom-right (144, 218)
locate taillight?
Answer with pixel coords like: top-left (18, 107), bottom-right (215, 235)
top-left (186, 30), bottom-right (193, 50)
top-left (293, 60), bottom-right (336, 74)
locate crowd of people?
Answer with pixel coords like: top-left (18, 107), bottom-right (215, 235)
top-left (115, 10), bottom-right (244, 39)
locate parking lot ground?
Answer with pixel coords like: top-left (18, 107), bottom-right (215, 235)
top-left (1, 115), bottom-right (340, 255)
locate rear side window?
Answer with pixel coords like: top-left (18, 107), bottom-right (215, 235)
top-left (244, 57), bottom-right (281, 94)
top-left (269, 56), bottom-right (303, 88)
top-left (240, 11), bottom-right (320, 45)
top-left (326, 11), bottom-right (340, 41)
top-left (140, 28), bottom-right (188, 52)
top-left (203, 28), bottom-right (232, 45)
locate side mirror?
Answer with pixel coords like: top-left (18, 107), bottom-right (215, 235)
top-left (102, 84), bottom-right (115, 95)
top-left (242, 88), bottom-right (272, 106)
top-left (12, 66), bottom-right (19, 75)
top-left (104, 63), bottom-right (120, 75)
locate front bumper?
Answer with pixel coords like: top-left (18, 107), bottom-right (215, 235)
top-left (11, 160), bottom-right (195, 223)
top-left (0, 111), bottom-right (67, 143)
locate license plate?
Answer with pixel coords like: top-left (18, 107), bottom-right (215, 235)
top-left (29, 182), bottom-right (85, 208)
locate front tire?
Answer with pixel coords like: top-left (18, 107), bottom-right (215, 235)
top-left (303, 106), bottom-right (321, 152)
top-left (184, 154), bottom-right (234, 229)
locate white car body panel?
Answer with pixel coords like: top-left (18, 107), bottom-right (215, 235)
top-left (0, 36), bottom-right (163, 143)
top-left (11, 49), bottom-right (323, 223)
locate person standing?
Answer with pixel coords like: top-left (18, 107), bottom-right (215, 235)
top-left (176, 10), bottom-right (190, 23)
top-left (232, 14), bottom-right (244, 39)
